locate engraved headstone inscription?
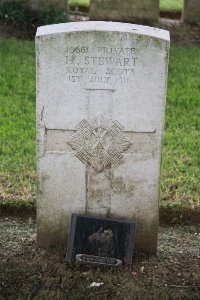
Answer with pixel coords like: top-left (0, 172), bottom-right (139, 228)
top-left (66, 214), bottom-right (136, 266)
top-left (36, 22), bottom-right (170, 255)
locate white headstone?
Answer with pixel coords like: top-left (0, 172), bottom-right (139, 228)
top-left (36, 22), bottom-right (170, 255)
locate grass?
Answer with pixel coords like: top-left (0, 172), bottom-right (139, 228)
top-left (161, 47), bottom-right (200, 209)
top-left (0, 39), bottom-right (199, 210)
top-left (69, 0), bottom-right (183, 11)
top-left (160, 0), bottom-right (183, 11)
top-left (69, 0), bottom-right (89, 7)
top-left (0, 39), bottom-right (35, 206)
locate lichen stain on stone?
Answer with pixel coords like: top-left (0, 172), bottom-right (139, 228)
top-left (130, 216), bottom-right (158, 255)
top-left (88, 188), bottom-right (108, 199)
top-left (40, 106), bottom-right (44, 122)
top-left (150, 37), bottom-right (164, 50)
top-left (112, 176), bottom-right (137, 195)
top-left (88, 169), bottom-right (111, 181)
top-left (126, 181), bottom-right (137, 196)
top-left (37, 173), bottom-right (47, 193)
top-left (37, 212), bottom-right (70, 247)
top-left (112, 176), bottom-right (126, 193)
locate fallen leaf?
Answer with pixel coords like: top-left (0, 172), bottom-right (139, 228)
top-left (131, 271), bottom-right (137, 276)
top-left (81, 271), bottom-right (90, 276)
top-left (89, 282), bottom-right (104, 288)
top-left (140, 266), bottom-right (145, 273)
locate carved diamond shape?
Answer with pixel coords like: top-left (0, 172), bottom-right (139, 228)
top-left (67, 114), bottom-right (132, 172)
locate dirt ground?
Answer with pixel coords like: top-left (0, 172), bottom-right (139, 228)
top-left (0, 217), bottom-right (199, 300)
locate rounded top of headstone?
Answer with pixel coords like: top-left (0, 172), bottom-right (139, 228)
top-left (36, 21), bottom-right (170, 42)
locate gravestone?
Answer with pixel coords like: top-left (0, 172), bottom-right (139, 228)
top-left (182, 0), bottom-right (200, 24)
top-left (29, 0), bottom-right (68, 11)
top-left (90, 0), bottom-right (159, 23)
top-left (36, 22), bottom-right (170, 255)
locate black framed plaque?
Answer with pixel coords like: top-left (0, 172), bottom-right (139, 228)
top-left (66, 214), bottom-right (136, 266)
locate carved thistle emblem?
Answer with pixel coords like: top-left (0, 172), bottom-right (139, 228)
top-left (67, 113), bottom-right (132, 172)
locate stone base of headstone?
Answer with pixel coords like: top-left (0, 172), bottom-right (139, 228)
top-left (90, 0), bottom-right (159, 23)
top-left (182, 0), bottom-right (200, 24)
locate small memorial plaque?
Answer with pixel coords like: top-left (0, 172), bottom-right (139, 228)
top-left (66, 214), bottom-right (136, 266)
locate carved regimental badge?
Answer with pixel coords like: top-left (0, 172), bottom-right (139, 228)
top-left (67, 113), bottom-right (132, 172)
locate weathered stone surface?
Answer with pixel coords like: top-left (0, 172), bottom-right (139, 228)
top-left (30, 0), bottom-right (68, 10)
top-left (90, 0), bottom-right (159, 23)
top-left (182, 0), bottom-right (200, 24)
top-left (36, 22), bottom-right (170, 255)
